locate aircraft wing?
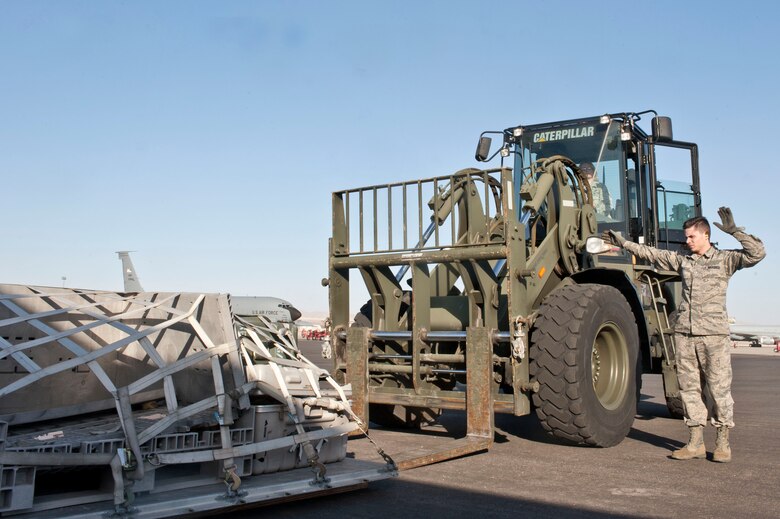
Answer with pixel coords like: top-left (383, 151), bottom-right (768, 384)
top-left (729, 325), bottom-right (780, 344)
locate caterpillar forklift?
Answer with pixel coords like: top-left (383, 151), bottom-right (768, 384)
top-left (326, 111), bottom-right (699, 468)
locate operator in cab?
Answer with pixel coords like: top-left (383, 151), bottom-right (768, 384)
top-left (581, 161), bottom-right (611, 219)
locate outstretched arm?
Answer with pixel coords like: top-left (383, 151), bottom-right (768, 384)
top-left (714, 207), bottom-right (766, 271)
top-left (601, 230), bottom-right (682, 271)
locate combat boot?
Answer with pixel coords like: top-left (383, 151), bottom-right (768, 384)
top-left (712, 427), bottom-right (732, 463)
top-left (671, 425), bottom-right (706, 460)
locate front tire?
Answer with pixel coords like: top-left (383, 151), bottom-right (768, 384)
top-left (530, 284), bottom-right (641, 447)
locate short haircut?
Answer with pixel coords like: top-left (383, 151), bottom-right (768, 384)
top-left (683, 216), bottom-right (710, 236)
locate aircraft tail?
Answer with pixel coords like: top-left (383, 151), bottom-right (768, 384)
top-left (116, 251), bottom-right (144, 292)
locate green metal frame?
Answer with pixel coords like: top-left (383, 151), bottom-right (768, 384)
top-left (328, 163), bottom-right (594, 423)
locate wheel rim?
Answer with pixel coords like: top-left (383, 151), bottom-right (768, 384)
top-left (591, 322), bottom-right (629, 410)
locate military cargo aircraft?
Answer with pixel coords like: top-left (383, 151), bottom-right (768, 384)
top-left (729, 324), bottom-right (780, 346)
top-left (117, 251), bottom-right (302, 322)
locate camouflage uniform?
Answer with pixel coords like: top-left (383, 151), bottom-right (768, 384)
top-left (590, 180), bottom-right (611, 216)
top-left (623, 230), bottom-right (765, 427)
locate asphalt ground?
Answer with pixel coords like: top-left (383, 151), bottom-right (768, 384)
top-left (231, 342), bottom-right (780, 518)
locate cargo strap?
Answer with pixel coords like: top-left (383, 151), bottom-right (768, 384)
top-left (237, 315), bottom-right (397, 473)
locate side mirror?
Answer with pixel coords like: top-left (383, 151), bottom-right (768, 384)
top-left (652, 116), bottom-right (673, 143)
top-left (475, 136), bottom-right (492, 162)
top-left (585, 236), bottom-right (613, 254)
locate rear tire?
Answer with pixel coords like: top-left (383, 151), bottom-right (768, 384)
top-left (665, 393), bottom-right (685, 419)
top-left (369, 401), bottom-right (441, 429)
top-left (530, 284), bottom-right (641, 447)
top-left (663, 374), bottom-right (685, 419)
top-left (664, 374), bottom-right (712, 421)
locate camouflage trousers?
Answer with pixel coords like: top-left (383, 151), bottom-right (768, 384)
top-left (674, 334), bottom-right (734, 428)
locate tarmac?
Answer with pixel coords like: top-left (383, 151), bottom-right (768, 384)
top-left (729, 341), bottom-right (780, 356)
top-left (226, 340), bottom-right (780, 519)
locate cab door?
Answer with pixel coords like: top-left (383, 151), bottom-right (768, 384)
top-left (647, 140), bottom-right (701, 250)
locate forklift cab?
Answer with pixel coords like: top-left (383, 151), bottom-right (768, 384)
top-left (506, 112), bottom-right (700, 256)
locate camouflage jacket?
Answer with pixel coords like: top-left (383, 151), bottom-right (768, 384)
top-left (623, 230), bottom-right (766, 335)
top-left (590, 181), bottom-right (611, 215)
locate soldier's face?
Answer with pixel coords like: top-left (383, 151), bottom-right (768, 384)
top-left (685, 226), bottom-right (710, 255)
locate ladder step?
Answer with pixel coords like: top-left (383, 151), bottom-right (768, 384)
top-left (654, 297), bottom-right (667, 305)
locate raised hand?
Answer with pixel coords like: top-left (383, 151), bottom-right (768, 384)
top-left (713, 207), bottom-right (740, 234)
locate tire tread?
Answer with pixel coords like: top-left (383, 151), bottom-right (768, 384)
top-left (530, 284), bottom-right (638, 447)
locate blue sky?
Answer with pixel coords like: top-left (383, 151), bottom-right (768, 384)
top-left (1, 1), bottom-right (778, 323)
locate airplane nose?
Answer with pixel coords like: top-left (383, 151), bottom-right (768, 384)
top-left (289, 306), bottom-right (302, 322)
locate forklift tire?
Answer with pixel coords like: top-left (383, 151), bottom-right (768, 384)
top-left (530, 283), bottom-right (641, 447)
top-left (352, 311), bottom-right (372, 329)
top-left (368, 375), bottom-right (441, 428)
top-left (368, 402), bottom-right (441, 429)
top-left (665, 392), bottom-right (685, 420)
top-left (661, 359), bottom-right (685, 420)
